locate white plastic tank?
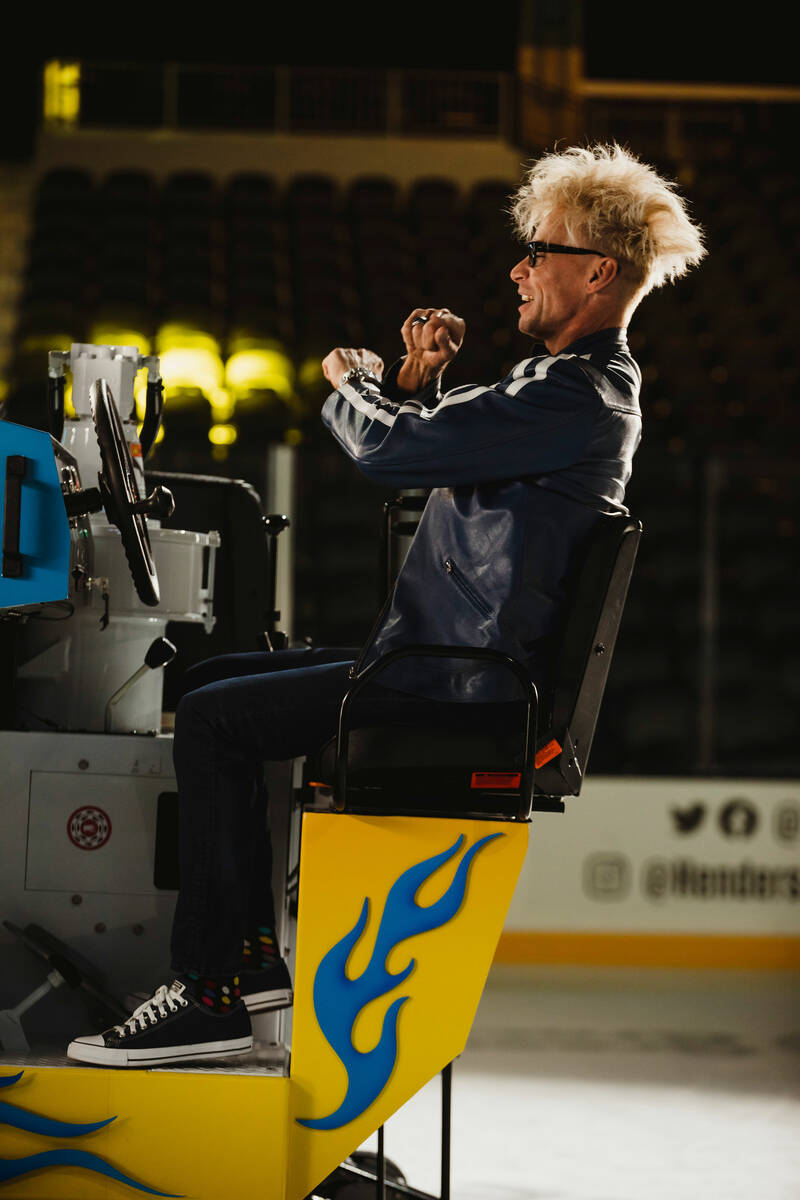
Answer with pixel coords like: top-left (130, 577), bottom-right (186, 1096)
top-left (15, 523), bottom-right (220, 733)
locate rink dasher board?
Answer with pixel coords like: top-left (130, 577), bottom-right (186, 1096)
top-left (509, 775), bottom-right (800, 938)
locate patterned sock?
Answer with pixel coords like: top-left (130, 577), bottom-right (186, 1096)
top-left (180, 970), bottom-right (241, 1013)
top-left (242, 924), bottom-right (279, 971)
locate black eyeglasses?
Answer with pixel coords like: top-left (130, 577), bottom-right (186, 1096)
top-left (526, 241), bottom-right (606, 268)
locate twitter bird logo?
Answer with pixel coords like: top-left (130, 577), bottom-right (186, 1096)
top-left (670, 803), bottom-right (706, 834)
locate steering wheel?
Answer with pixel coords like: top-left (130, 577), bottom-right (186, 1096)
top-left (90, 378), bottom-right (174, 607)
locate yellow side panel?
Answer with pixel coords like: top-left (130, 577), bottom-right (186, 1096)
top-left (0, 1066), bottom-right (289, 1200)
top-left (1, 815), bottom-right (527, 1200)
top-left (286, 812), bottom-right (529, 1200)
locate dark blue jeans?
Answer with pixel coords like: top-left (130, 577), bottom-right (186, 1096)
top-left (169, 647), bottom-right (358, 975)
top-left (168, 645), bottom-right (531, 975)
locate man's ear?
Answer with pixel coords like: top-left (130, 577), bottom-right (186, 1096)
top-left (588, 257), bottom-right (619, 292)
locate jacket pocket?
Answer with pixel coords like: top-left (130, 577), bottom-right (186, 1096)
top-left (443, 557), bottom-right (493, 620)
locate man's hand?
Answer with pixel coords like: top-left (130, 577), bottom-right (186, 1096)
top-left (397, 308), bottom-right (465, 393)
top-left (322, 347), bottom-right (384, 389)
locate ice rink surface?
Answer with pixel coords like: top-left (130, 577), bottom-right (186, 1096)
top-left (359, 964), bottom-right (800, 1200)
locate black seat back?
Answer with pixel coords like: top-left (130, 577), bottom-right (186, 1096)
top-left (534, 513), bottom-right (642, 797)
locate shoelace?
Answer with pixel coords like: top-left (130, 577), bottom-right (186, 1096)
top-left (114, 983), bottom-right (188, 1037)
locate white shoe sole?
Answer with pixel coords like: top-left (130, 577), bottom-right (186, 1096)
top-left (66, 1035), bottom-right (253, 1067)
top-left (244, 988), bottom-right (293, 1014)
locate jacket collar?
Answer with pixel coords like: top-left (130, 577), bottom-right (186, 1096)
top-left (543, 327), bottom-right (628, 357)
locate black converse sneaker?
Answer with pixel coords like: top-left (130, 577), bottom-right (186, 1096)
top-left (66, 980), bottom-right (253, 1067)
top-left (238, 957), bottom-right (293, 1014)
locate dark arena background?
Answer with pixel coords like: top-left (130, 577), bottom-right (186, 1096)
top-left (0, 5), bottom-right (798, 1196)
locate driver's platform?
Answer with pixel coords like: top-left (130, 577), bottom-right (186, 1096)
top-left (0, 1047), bottom-right (289, 1075)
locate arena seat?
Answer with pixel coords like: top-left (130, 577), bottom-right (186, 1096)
top-left (715, 684), bottom-right (799, 770)
top-left (618, 683), bottom-right (695, 771)
top-left (33, 169), bottom-right (94, 221)
top-left (102, 167), bottom-right (155, 195)
top-left (286, 174), bottom-right (340, 216)
top-left (467, 179), bottom-right (513, 222)
top-left (161, 171), bottom-right (217, 212)
top-left (225, 172), bottom-right (277, 218)
top-left (346, 175), bottom-right (399, 218)
top-left (408, 178), bottom-right (460, 221)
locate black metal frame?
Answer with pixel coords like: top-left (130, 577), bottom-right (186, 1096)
top-left (313, 1063), bottom-right (453, 1200)
top-left (261, 513), bottom-right (291, 650)
top-left (334, 644), bottom-right (538, 821)
top-left (381, 495), bottom-right (427, 596)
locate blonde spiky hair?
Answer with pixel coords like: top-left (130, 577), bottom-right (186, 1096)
top-left (510, 143), bottom-right (706, 295)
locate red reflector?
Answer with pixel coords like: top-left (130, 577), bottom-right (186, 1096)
top-left (535, 738), bottom-right (562, 769)
top-left (470, 772), bottom-right (522, 789)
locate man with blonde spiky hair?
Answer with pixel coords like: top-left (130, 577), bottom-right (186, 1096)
top-left (321, 141), bottom-right (705, 698)
top-left (507, 142), bottom-right (706, 348)
top-left (68, 143), bottom-right (705, 1070)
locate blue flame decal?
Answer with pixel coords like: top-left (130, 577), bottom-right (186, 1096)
top-left (0, 1150), bottom-right (181, 1194)
top-left (0, 1097), bottom-right (114, 1138)
top-left (297, 831), bottom-right (502, 1130)
top-left (0, 1073), bottom-right (181, 1196)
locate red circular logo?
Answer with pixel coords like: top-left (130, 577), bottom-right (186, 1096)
top-left (67, 806), bottom-right (112, 850)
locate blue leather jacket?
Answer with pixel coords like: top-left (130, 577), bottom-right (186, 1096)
top-left (322, 327), bottom-right (642, 701)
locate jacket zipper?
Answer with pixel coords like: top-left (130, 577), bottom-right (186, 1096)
top-left (444, 558), bottom-right (493, 620)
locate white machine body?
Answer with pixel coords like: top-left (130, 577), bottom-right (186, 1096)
top-left (0, 343), bottom-right (296, 1061)
top-left (0, 730), bottom-right (294, 1048)
top-left (15, 343), bottom-right (220, 734)
top-left (15, 523), bottom-right (219, 733)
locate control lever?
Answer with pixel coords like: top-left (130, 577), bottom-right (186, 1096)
top-left (139, 361), bottom-right (164, 460)
top-left (47, 374), bottom-right (65, 443)
top-left (63, 486), bottom-right (104, 519)
top-left (104, 636), bottom-right (177, 732)
top-left (0, 969), bottom-right (65, 1053)
top-left (130, 484), bottom-right (175, 521)
top-left (47, 350), bottom-right (69, 442)
top-left (1, 920), bottom-right (129, 1050)
top-left (260, 513), bottom-right (290, 651)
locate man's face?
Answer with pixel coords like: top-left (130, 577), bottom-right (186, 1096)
top-left (509, 213), bottom-right (598, 345)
